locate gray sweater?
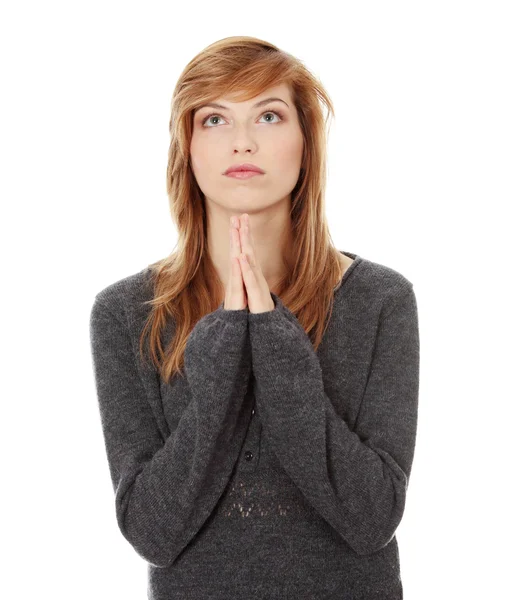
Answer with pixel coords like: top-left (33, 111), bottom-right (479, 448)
top-left (89, 251), bottom-right (420, 600)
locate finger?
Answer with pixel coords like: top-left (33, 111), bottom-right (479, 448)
top-left (230, 220), bottom-right (243, 262)
top-left (229, 220), bottom-right (245, 292)
top-left (239, 252), bottom-right (258, 289)
top-left (239, 216), bottom-right (256, 269)
top-left (231, 255), bottom-right (241, 279)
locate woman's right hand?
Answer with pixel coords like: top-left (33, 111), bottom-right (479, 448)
top-left (224, 215), bottom-right (248, 310)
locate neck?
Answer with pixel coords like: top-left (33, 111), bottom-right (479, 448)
top-left (205, 197), bottom-right (293, 295)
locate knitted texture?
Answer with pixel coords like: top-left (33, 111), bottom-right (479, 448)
top-left (89, 251), bottom-right (420, 600)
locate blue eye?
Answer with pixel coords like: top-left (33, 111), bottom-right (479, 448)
top-left (201, 109), bottom-right (284, 128)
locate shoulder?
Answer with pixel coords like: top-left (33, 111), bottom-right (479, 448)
top-left (358, 255), bottom-right (413, 289)
top-left (348, 254), bottom-right (416, 319)
top-left (91, 266), bottom-right (155, 322)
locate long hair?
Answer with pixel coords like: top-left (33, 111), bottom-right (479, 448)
top-left (139, 35), bottom-right (345, 384)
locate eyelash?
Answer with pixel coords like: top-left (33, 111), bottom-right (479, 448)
top-left (201, 109), bottom-right (285, 128)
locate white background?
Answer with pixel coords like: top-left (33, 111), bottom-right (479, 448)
top-left (1, 1), bottom-right (519, 598)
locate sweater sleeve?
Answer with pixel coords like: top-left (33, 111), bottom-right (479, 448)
top-left (89, 294), bottom-right (251, 568)
top-left (248, 285), bottom-right (420, 556)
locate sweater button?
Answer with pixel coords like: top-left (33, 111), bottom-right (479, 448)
top-left (244, 450), bottom-right (253, 461)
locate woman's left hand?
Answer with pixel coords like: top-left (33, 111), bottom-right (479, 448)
top-left (237, 213), bottom-right (275, 314)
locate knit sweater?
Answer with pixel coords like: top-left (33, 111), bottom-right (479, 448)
top-left (89, 251), bottom-right (420, 600)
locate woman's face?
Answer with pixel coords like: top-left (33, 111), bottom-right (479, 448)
top-left (190, 82), bottom-right (304, 215)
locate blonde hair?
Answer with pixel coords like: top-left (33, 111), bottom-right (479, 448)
top-left (139, 35), bottom-right (345, 384)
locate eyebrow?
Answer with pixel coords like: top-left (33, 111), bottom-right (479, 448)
top-left (194, 97), bottom-right (290, 114)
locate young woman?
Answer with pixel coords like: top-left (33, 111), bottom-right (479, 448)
top-left (90, 36), bottom-right (420, 600)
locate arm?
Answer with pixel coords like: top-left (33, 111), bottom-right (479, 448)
top-left (248, 285), bottom-right (420, 555)
top-left (89, 295), bottom-right (251, 568)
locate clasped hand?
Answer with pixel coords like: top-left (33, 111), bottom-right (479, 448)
top-left (224, 213), bottom-right (275, 314)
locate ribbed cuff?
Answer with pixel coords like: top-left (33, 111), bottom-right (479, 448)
top-left (247, 291), bottom-right (289, 325)
top-left (214, 301), bottom-right (250, 324)
top-left (248, 291), bottom-right (317, 361)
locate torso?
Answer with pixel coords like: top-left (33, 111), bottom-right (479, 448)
top-left (248, 251), bottom-right (354, 296)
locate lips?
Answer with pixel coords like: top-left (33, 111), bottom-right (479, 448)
top-left (224, 163), bottom-right (264, 175)
top-left (225, 171), bottom-right (262, 179)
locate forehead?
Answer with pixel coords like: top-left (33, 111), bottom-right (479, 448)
top-left (223, 82), bottom-right (292, 104)
top-left (194, 83), bottom-right (293, 114)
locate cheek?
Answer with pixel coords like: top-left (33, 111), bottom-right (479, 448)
top-left (270, 126), bottom-right (303, 164)
top-left (270, 139), bottom-right (303, 176)
top-left (190, 135), bottom-right (214, 175)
